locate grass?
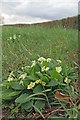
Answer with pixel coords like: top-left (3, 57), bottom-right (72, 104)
top-left (2, 25), bottom-right (78, 80)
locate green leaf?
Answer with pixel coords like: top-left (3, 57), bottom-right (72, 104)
top-left (61, 61), bottom-right (68, 76)
top-left (42, 61), bottom-right (49, 67)
top-left (21, 100), bottom-right (33, 112)
top-left (42, 89), bottom-right (51, 93)
top-left (36, 71), bottom-right (43, 78)
top-left (34, 63), bottom-right (41, 72)
top-left (51, 71), bottom-right (63, 83)
top-left (36, 72), bottom-right (50, 83)
top-left (49, 62), bottom-right (54, 69)
top-left (47, 79), bottom-right (58, 86)
top-left (15, 93), bottom-right (29, 104)
top-left (2, 90), bottom-right (21, 100)
top-left (31, 97), bottom-right (45, 101)
top-left (41, 75), bottom-right (49, 83)
top-left (15, 92), bottom-right (47, 105)
top-left (27, 75), bottom-right (37, 81)
top-left (29, 67), bottom-right (35, 76)
top-left (23, 79), bottom-right (30, 87)
top-left (33, 85), bottom-right (43, 93)
top-left (11, 81), bottom-right (25, 90)
top-left (34, 100), bottom-right (45, 112)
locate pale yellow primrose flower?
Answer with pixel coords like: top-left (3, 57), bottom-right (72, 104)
top-left (19, 73), bottom-right (27, 79)
top-left (38, 57), bottom-right (46, 63)
top-left (42, 66), bottom-right (45, 72)
top-left (13, 34), bottom-right (16, 39)
top-left (47, 58), bottom-right (51, 62)
top-left (42, 66), bottom-right (49, 72)
top-left (21, 67), bottom-right (24, 70)
top-left (35, 79), bottom-right (46, 86)
top-left (41, 81), bottom-right (46, 86)
top-left (56, 60), bottom-right (62, 64)
top-left (27, 82), bottom-right (35, 89)
top-left (18, 35), bottom-right (21, 38)
top-left (45, 67), bottom-right (49, 71)
top-left (56, 66), bottom-right (62, 73)
top-left (64, 77), bottom-right (71, 83)
top-left (8, 77), bottom-right (14, 82)
top-left (19, 80), bottom-right (24, 86)
top-left (31, 60), bottom-right (36, 67)
top-left (35, 79), bottom-right (42, 84)
top-left (21, 66), bottom-right (30, 70)
top-left (10, 37), bottom-right (12, 40)
top-left (25, 66), bottom-right (31, 68)
top-left (8, 71), bottom-right (15, 82)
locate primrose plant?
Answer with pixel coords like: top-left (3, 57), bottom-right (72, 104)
top-left (2, 57), bottom-right (78, 117)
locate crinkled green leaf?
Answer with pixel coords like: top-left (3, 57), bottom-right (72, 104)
top-left (27, 75), bottom-right (38, 81)
top-left (2, 89), bottom-right (21, 100)
top-left (15, 93), bottom-right (29, 104)
top-left (33, 85), bottom-right (43, 93)
top-left (34, 100), bottom-right (45, 111)
top-left (36, 71), bottom-right (43, 78)
top-left (11, 81), bottom-right (25, 90)
top-left (21, 100), bottom-right (33, 112)
top-left (34, 63), bottom-right (41, 72)
top-left (41, 76), bottom-right (49, 83)
top-left (23, 79), bottom-right (30, 87)
top-left (47, 79), bottom-right (58, 86)
top-left (51, 71), bottom-right (63, 83)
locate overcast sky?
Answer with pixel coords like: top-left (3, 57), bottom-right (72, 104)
top-left (1, 0), bottom-right (80, 24)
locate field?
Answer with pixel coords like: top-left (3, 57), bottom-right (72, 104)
top-left (2, 25), bottom-right (78, 79)
top-left (2, 25), bottom-right (79, 119)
